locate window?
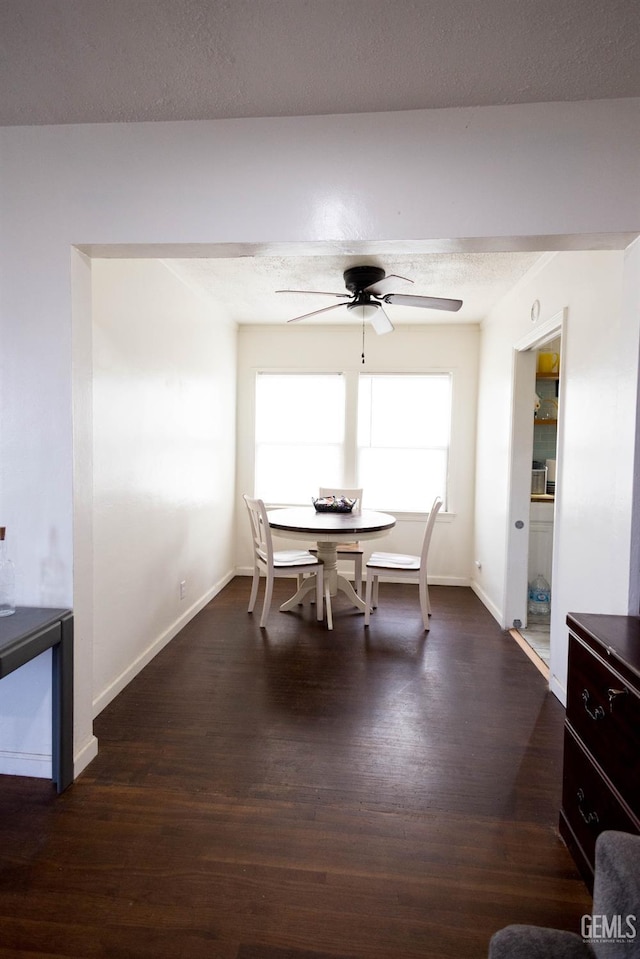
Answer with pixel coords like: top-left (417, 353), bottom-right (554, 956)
top-left (357, 374), bottom-right (451, 511)
top-left (254, 373), bottom-right (345, 504)
top-left (254, 371), bottom-right (451, 511)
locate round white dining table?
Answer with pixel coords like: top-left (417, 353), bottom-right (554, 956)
top-left (267, 506), bottom-right (396, 628)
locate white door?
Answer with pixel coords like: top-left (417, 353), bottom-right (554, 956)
top-left (504, 347), bottom-right (536, 629)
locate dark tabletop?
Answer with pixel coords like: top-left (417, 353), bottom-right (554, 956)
top-left (267, 507), bottom-right (396, 536)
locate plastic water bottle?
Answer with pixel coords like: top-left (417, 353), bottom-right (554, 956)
top-left (528, 574), bottom-right (550, 616)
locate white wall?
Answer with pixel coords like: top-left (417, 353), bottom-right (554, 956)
top-left (1, 99), bottom-right (639, 780)
top-left (91, 259), bottom-right (237, 714)
top-left (236, 323), bottom-right (479, 584)
top-left (473, 247), bottom-right (640, 698)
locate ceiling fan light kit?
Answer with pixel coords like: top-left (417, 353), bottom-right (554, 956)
top-left (370, 307), bottom-right (395, 337)
top-left (347, 302), bottom-right (378, 320)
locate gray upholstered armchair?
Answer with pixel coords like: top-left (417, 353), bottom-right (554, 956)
top-left (489, 831), bottom-right (640, 959)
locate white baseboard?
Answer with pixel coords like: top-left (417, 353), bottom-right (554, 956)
top-left (427, 575), bottom-right (470, 587)
top-left (0, 722), bottom-right (98, 786)
top-left (549, 672), bottom-right (566, 706)
top-left (0, 750), bottom-right (51, 779)
top-left (235, 566), bottom-right (469, 588)
top-left (92, 570), bottom-right (235, 718)
top-left (373, 575), bottom-right (469, 586)
top-left (74, 734), bottom-right (99, 777)
top-left (470, 581), bottom-right (504, 626)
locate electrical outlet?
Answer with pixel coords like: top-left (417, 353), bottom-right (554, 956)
top-left (179, 580), bottom-right (186, 600)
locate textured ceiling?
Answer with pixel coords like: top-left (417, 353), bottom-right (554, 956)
top-left (164, 251), bottom-right (545, 326)
top-left (1, 0), bottom-right (640, 127)
top-left (4, 0), bottom-right (638, 325)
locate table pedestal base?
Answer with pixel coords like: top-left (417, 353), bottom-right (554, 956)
top-left (278, 542), bottom-right (368, 629)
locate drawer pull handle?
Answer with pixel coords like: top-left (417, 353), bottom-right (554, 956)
top-left (607, 687), bottom-right (628, 712)
top-left (577, 788), bottom-right (600, 825)
top-left (582, 689), bottom-right (605, 721)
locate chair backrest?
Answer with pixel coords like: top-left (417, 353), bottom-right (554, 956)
top-left (243, 495), bottom-right (274, 566)
top-left (318, 486), bottom-right (363, 513)
top-left (419, 496), bottom-right (442, 570)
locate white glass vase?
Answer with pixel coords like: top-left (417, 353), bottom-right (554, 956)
top-left (0, 526), bottom-right (16, 616)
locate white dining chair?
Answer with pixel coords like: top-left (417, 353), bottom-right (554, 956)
top-left (364, 496), bottom-right (442, 630)
top-left (304, 486), bottom-right (364, 593)
top-left (244, 495), bottom-right (325, 628)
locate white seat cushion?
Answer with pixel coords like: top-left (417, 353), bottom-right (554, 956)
top-left (273, 549), bottom-right (320, 567)
top-left (367, 552), bottom-right (420, 570)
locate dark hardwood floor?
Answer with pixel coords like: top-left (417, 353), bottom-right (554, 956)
top-left (0, 581), bottom-right (591, 959)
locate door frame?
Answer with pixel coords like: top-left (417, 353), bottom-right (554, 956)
top-left (504, 307), bottom-right (567, 632)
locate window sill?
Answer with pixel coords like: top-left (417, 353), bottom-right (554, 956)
top-left (390, 510), bottom-right (454, 523)
top-left (265, 503), bottom-right (453, 522)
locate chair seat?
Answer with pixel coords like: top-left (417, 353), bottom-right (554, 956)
top-left (265, 549), bottom-right (320, 567)
top-left (274, 550), bottom-right (320, 567)
top-left (367, 551), bottom-right (420, 570)
top-left (336, 541), bottom-right (363, 554)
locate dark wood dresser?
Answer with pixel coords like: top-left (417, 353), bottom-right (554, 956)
top-left (560, 613), bottom-right (640, 888)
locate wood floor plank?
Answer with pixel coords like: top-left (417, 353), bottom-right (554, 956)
top-left (0, 581), bottom-right (591, 958)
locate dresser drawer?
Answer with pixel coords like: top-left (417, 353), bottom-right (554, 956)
top-left (561, 725), bottom-right (639, 870)
top-left (566, 635), bottom-right (640, 805)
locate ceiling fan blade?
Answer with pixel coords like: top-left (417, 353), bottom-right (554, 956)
top-left (383, 293), bottom-right (463, 312)
top-left (370, 305), bottom-right (394, 335)
top-left (286, 302), bottom-right (349, 323)
top-left (276, 289), bottom-right (350, 298)
top-left (364, 273), bottom-right (413, 296)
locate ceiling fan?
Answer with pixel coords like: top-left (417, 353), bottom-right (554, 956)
top-left (277, 265), bottom-right (463, 335)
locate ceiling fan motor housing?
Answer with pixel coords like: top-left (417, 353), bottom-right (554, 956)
top-left (343, 265), bottom-right (385, 294)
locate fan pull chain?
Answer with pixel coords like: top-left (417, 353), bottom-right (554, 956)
top-left (361, 316), bottom-right (365, 364)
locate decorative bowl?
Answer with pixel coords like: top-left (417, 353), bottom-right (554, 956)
top-left (312, 496), bottom-right (357, 513)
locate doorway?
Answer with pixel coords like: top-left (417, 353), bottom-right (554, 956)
top-left (517, 334), bottom-right (561, 671)
top-left (505, 310), bottom-right (566, 679)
